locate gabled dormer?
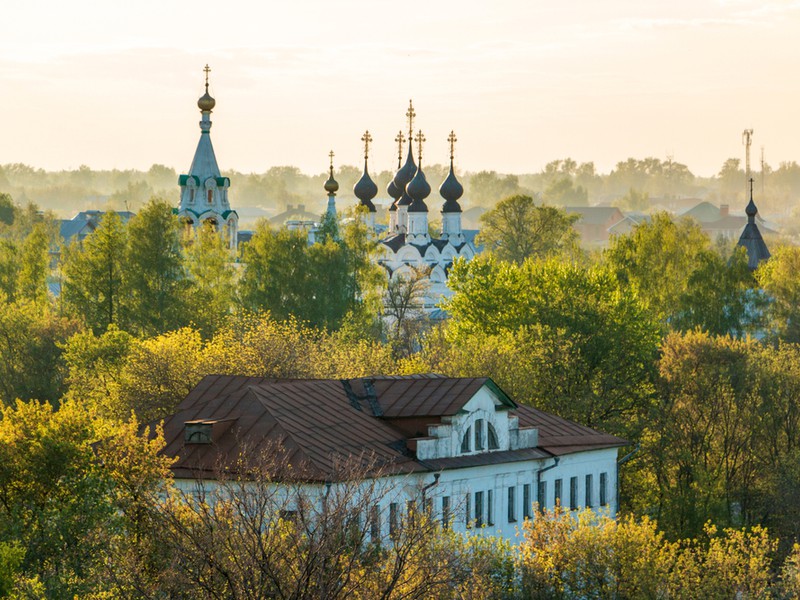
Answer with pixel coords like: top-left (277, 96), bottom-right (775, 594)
top-left (409, 380), bottom-right (538, 461)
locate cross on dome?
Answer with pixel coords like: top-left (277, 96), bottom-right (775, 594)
top-left (414, 130), bottom-right (426, 164)
top-left (448, 130), bottom-right (458, 161)
top-left (361, 130), bottom-right (373, 161)
top-left (395, 130), bottom-right (405, 166)
top-left (203, 64), bottom-right (211, 90)
top-left (406, 100), bottom-right (416, 138)
top-left (329, 149), bottom-right (335, 169)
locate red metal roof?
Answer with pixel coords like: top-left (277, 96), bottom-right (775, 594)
top-left (156, 374), bottom-right (626, 481)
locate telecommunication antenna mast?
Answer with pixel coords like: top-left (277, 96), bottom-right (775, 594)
top-left (742, 128), bottom-right (754, 185)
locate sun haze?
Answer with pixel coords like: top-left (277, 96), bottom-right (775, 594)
top-left (2, 0), bottom-right (799, 176)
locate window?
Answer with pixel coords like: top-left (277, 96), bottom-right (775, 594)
top-left (190, 188), bottom-right (195, 204)
top-left (461, 427), bottom-right (472, 453)
top-left (475, 418), bottom-right (484, 450)
top-left (207, 189), bottom-right (213, 203)
top-left (423, 496), bottom-right (433, 516)
top-left (475, 491), bottom-right (484, 527)
top-left (487, 490), bottom-right (494, 526)
top-left (507, 487), bottom-right (516, 522)
top-left (554, 479), bottom-right (563, 507)
top-left (487, 422), bottom-right (499, 450)
top-left (569, 477), bottom-right (578, 511)
top-left (370, 505), bottom-right (381, 540)
top-left (537, 480), bottom-right (547, 512)
top-left (465, 493), bottom-right (472, 528)
top-left (442, 496), bottom-right (451, 527)
top-left (389, 503), bottom-right (399, 536)
top-left (523, 484), bottom-right (531, 519)
top-left (600, 472), bottom-right (608, 507)
top-left (585, 474), bottom-right (593, 508)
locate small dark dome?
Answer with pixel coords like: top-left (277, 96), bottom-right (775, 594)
top-left (387, 180), bottom-right (402, 201)
top-left (392, 142), bottom-right (417, 192)
top-left (745, 198), bottom-right (758, 218)
top-left (439, 165), bottom-right (463, 213)
top-left (406, 167), bottom-right (431, 213)
top-left (397, 191), bottom-right (413, 207)
top-left (198, 91), bottom-right (216, 112)
top-left (354, 165), bottom-right (378, 212)
top-left (324, 173), bottom-right (339, 194)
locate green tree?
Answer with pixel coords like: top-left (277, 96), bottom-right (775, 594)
top-left (183, 223), bottom-right (236, 338)
top-left (477, 195), bottom-right (579, 265)
top-left (17, 222), bottom-right (50, 305)
top-left (62, 211), bottom-right (128, 333)
top-left (542, 176), bottom-right (588, 206)
top-left (123, 198), bottom-right (188, 336)
top-left (0, 239), bottom-right (19, 300)
top-left (0, 193), bottom-right (14, 226)
top-left (443, 256), bottom-right (660, 433)
top-left (613, 187), bottom-right (650, 212)
top-left (756, 245), bottom-right (800, 342)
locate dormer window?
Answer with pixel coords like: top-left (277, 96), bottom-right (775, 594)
top-left (488, 422), bottom-right (499, 450)
top-left (185, 421), bottom-right (212, 444)
top-left (460, 426), bottom-right (472, 453)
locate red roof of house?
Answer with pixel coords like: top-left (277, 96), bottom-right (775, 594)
top-left (157, 374), bottom-right (626, 481)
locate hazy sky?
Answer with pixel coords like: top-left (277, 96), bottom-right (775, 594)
top-left (2, 0), bottom-right (799, 178)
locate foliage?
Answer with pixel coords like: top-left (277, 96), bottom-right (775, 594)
top-left (62, 211), bottom-right (128, 333)
top-left (604, 213), bottom-right (757, 335)
top-left (477, 195), bottom-right (579, 265)
top-left (122, 198), bottom-right (188, 336)
top-left (442, 256), bottom-right (659, 435)
top-left (756, 244), bottom-right (800, 343)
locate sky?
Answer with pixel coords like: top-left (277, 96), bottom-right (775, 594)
top-left (2, 0), bottom-right (799, 178)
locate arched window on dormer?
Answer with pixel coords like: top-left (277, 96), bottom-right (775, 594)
top-left (487, 422), bottom-right (499, 450)
top-left (460, 426), bottom-right (472, 453)
top-left (475, 418), bottom-right (484, 451)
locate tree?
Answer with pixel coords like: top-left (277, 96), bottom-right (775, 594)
top-left (466, 170), bottom-right (522, 206)
top-left (477, 195), bottom-right (579, 265)
top-left (62, 211), bottom-right (128, 333)
top-left (123, 198), bottom-right (188, 336)
top-left (384, 266), bottom-right (431, 357)
top-left (183, 222), bottom-right (237, 338)
top-left (0, 193), bottom-right (14, 226)
top-left (442, 256), bottom-right (660, 434)
top-left (604, 213), bottom-right (756, 334)
top-left (756, 245), bottom-right (800, 343)
top-left (613, 187), bottom-right (650, 212)
top-left (16, 222), bottom-right (50, 305)
top-left (542, 176), bottom-right (588, 206)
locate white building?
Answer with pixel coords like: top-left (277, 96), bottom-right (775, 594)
top-left (158, 374), bottom-right (626, 542)
top-left (177, 66), bottom-right (238, 250)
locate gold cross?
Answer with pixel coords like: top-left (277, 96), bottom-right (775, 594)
top-left (361, 130), bottom-right (373, 161)
top-left (414, 129), bottom-right (426, 163)
top-left (395, 130), bottom-right (405, 165)
top-left (203, 64), bottom-right (211, 89)
top-left (329, 150), bottom-right (335, 169)
top-left (448, 130), bottom-right (457, 161)
top-left (406, 100), bottom-right (416, 137)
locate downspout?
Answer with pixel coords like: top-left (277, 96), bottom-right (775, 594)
top-left (536, 456), bottom-right (560, 510)
top-left (616, 444), bottom-right (640, 516)
top-left (421, 472), bottom-right (441, 505)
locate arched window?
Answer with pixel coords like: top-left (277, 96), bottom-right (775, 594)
top-left (487, 422), bottom-right (500, 450)
top-left (475, 419), bottom-right (484, 451)
top-left (460, 427), bottom-right (472, 453)
top-left (207, 189), bottom-right (213, 204)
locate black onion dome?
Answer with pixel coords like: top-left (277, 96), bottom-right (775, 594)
top-left (439, 164), bottom-right (463, 213)
top-left (397, 190), bottom-right (413, 207)
top-left (387, 179), bottom-right (402, 201)
top-left (392, 142), bottom-right (417, 192)
top-left (745, 198), bottom-right (758, 219)
top-left (407, 167), bottom-right (431, 213)
top-left (354, 162), bottom-right (378, 212)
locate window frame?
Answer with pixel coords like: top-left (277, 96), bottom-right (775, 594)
top-left (507, 486), bottom-right (517, 523)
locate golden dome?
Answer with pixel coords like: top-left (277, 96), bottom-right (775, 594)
top-left (198, 87), bottom-right (216, 112)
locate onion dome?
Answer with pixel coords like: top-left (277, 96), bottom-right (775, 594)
top-left (392, 142), bottom-right (417, 195)
top-left (354, 161), bottom-right (378, 212)
top-left (440, 164), bottom-right (464, 213)
top-left (406, 167), bottom-right (430, 213)
top-left (324, 172), bottom-right (339, 194)
top-left (198, 90), bottom-right (216, 112)
top-left (745, 197), bottom-right (758, 220)
top-left (387, 180), bottom-right (402, 201)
